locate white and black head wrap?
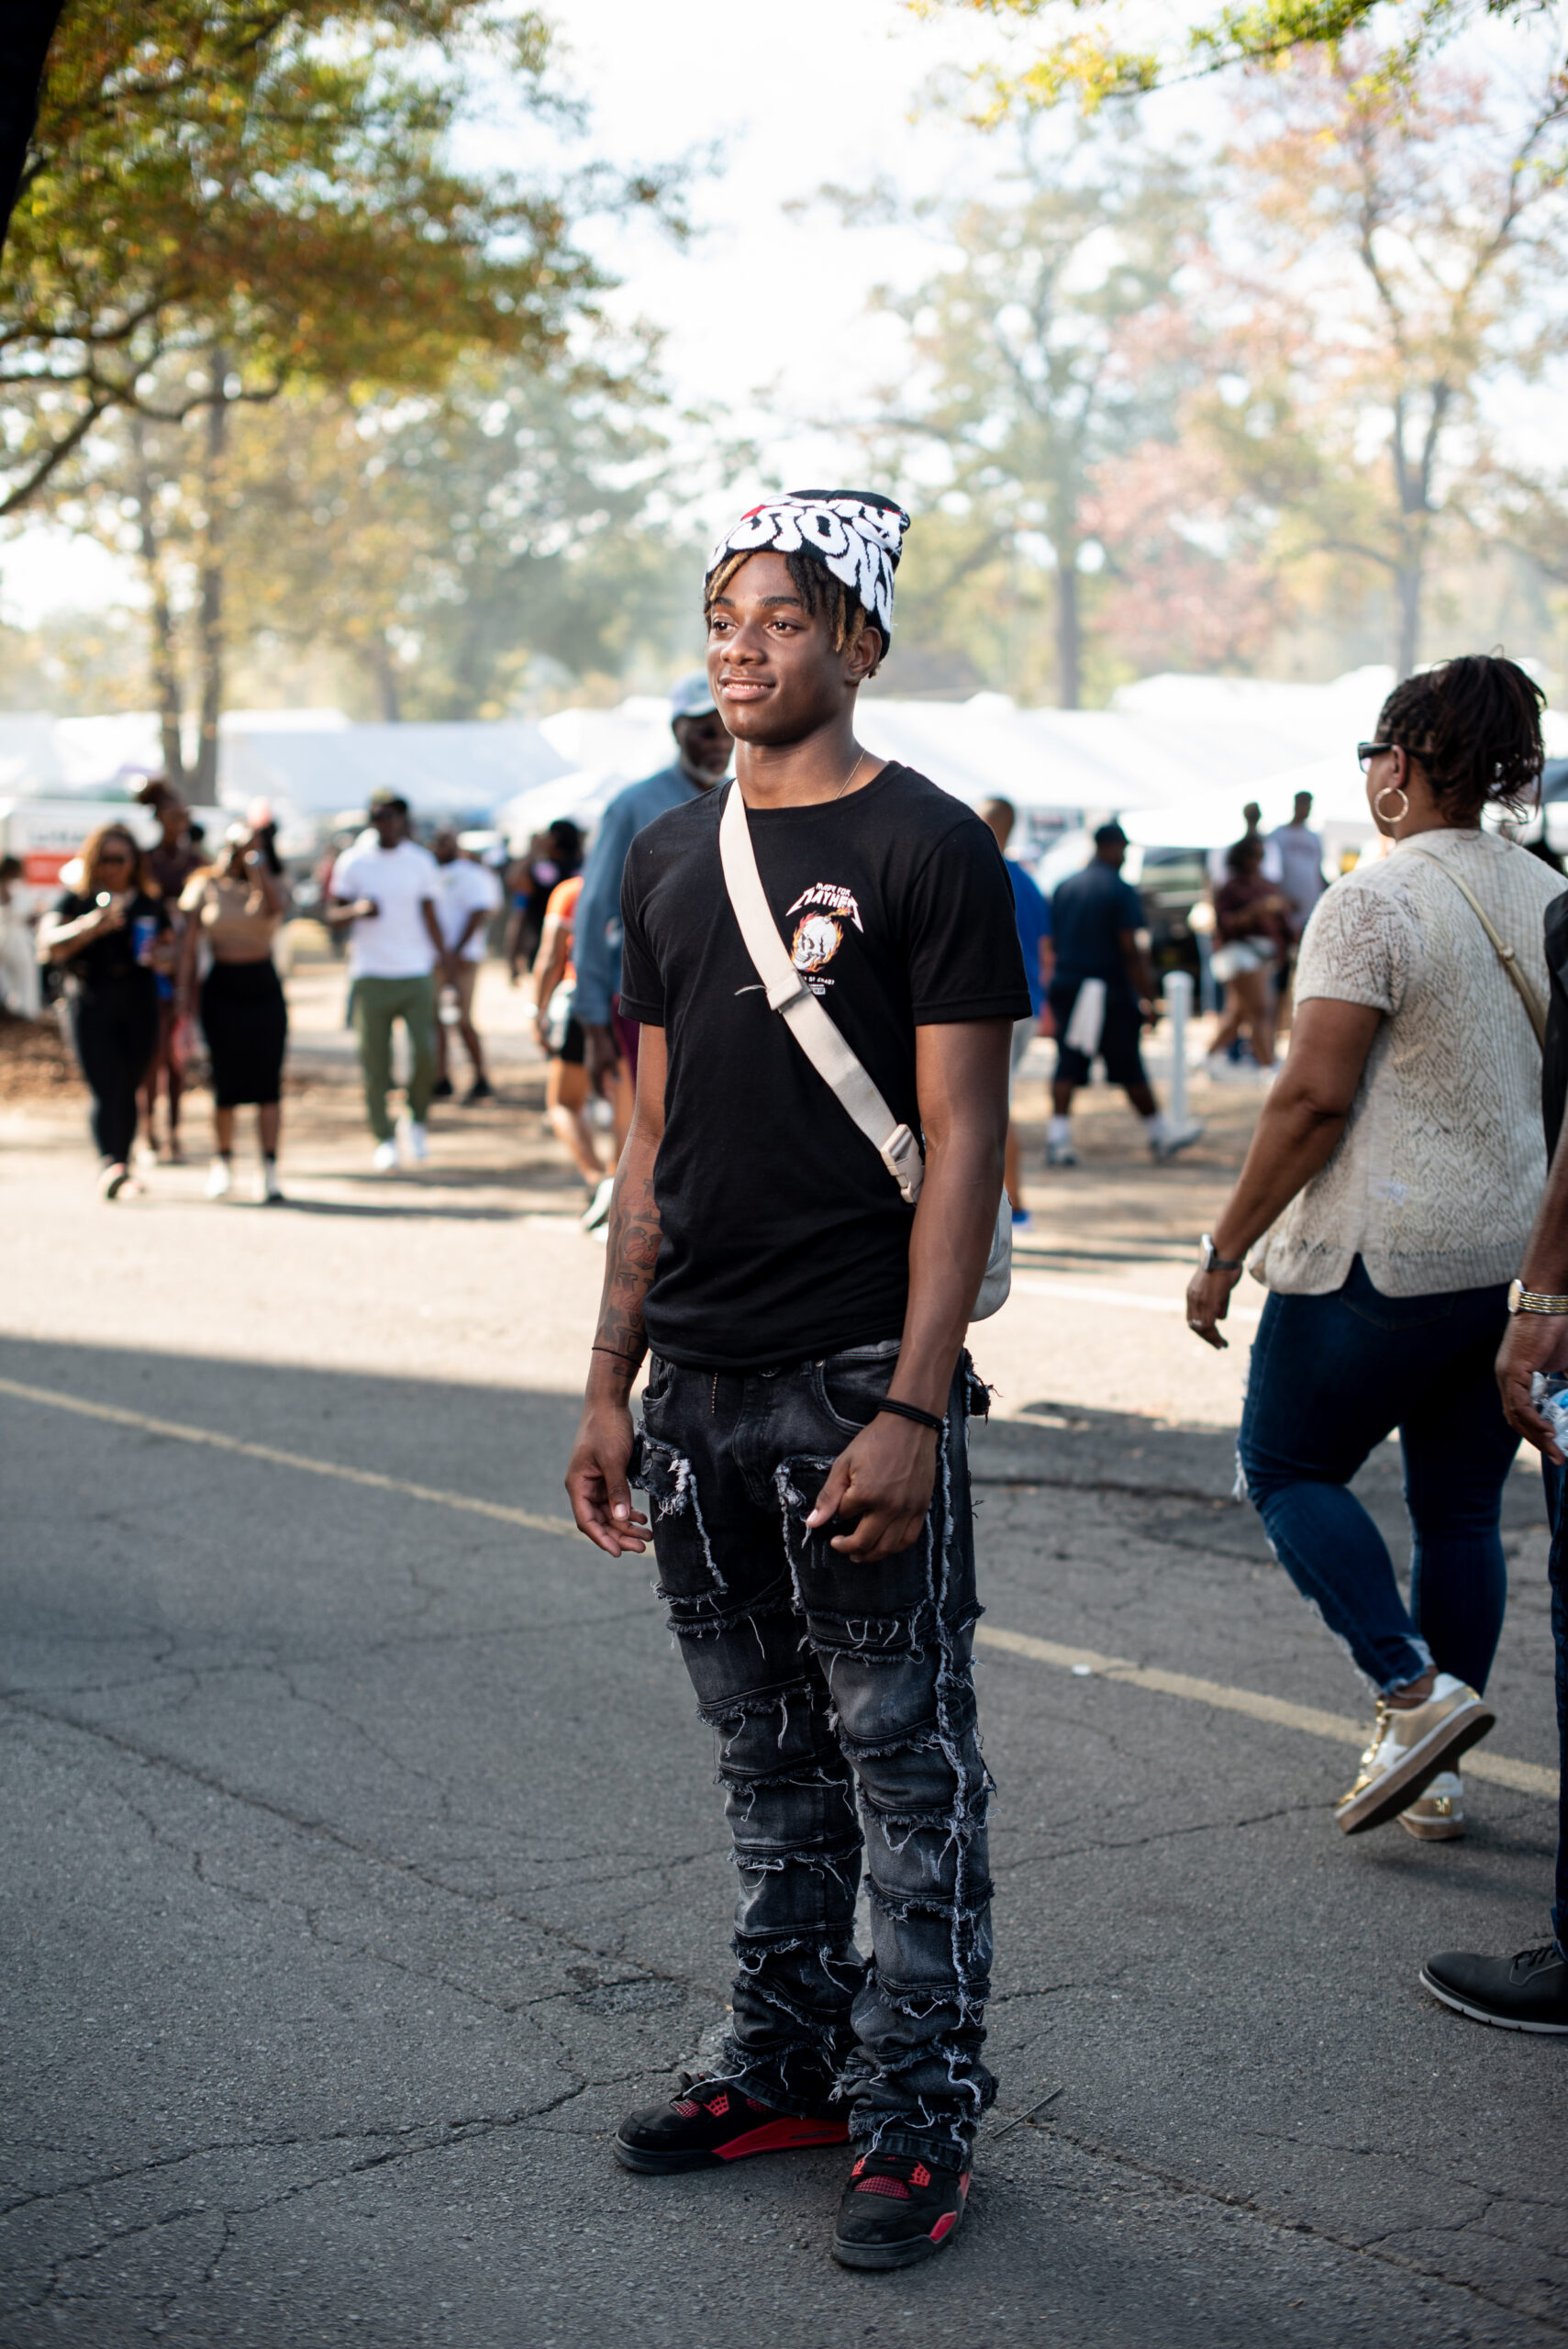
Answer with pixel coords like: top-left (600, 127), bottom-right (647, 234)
top-left (705, 489), bottom-right (911, 655)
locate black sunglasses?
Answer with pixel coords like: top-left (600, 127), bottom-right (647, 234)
top-left (1356, 740), bottom-right (1398, 770)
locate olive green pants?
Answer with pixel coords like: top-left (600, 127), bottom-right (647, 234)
top-left (352, 973), bottom-right (436, 1141)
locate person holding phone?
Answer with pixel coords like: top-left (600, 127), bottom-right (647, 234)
top-left (177, 825), bottom-right (290, 1200)
top-left (38, 822), bottom-right (170, 1197)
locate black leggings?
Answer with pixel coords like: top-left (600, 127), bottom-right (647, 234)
top-left (71, 984), bottom-right (159, 1163)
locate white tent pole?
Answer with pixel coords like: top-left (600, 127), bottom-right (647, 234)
top-left (1163, 968), bottom-right (1193, 1135)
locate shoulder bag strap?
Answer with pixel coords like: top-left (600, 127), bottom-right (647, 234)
top-left (717, 779), bottom-right (924, 1204)
top-left (1403, 844), bottom-right (1547, 1052)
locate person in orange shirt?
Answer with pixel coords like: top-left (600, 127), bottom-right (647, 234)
top-left (530, 868), bottom-right (610, 1220)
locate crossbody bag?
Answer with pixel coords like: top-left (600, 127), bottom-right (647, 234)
top-left (717, 779), bottom-right (1011, 1320)
top-left (1404, 844), bottom-right (1547, 1052)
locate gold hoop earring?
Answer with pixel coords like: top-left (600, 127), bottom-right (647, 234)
top-left (1374, 781), bottom-right (1408, 827)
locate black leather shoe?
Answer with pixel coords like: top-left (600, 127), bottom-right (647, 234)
top-left (1420, 1943), bottom-right (1568, 2033)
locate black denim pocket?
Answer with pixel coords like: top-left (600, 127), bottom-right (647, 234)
top-left (813, 1340), bottom-right (901, 1433)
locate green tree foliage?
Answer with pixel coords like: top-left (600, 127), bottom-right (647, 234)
top-left (849, 133), bottom-right (1207, 705)
top-left (0, 2), bottom-right (656, 515)
top-left (916, 0), bottom-right (1545, 114)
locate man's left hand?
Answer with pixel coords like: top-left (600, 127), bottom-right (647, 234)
top-left (806, 1415), bottom-right (938, 1563)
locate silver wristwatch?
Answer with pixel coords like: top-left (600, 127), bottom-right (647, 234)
top-left (1199, 1233), bottom-right (1245, 1275)
top-left (1507, 1278), bottom-right (1568, 1315)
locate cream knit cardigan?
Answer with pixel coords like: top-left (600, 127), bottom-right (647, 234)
top-left (1252, 828), bottom-right (1565, 1297)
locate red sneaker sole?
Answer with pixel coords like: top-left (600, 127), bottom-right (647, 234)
top-left (614, 2117), bottom-right (850, 2174)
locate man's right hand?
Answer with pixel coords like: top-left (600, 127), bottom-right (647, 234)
top-left (1496, 1311), bottom-right (1568, 1464)
top-left (565, 1401), bottom-right (650, 1555)
top-left (584, 1022), bottom-right (621, 1098)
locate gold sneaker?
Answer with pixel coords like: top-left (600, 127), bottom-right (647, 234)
top-left (1335, 1675), bottom-right (1494, 1836)
top-left (1400, 1771), bottom-right (1464, 1841)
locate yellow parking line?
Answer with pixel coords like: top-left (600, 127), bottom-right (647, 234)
top-left (3, 1373), bottom-right (1554, 1798)
top-left (975, 1625), bottom-right (1557, 1798)
top-left (0, 1375), bottom-right (580, 1541)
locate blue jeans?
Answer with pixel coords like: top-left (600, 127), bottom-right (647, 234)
top-left (1542, 1464), bottom-right (1568, 1957)
top-left (1237, 1259), bottom-right (1517, 1696)
top-left (632, 1341), bottom-right (995, 2168)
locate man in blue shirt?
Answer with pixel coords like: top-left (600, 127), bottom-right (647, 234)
top-left (573, 673), bottom-right (733, 1222)
top-left (980, 797), bottom-right (1051, 1230)
top-left (1046, 822), bottom-right (1200, 1167)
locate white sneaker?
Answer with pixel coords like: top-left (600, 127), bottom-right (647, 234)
top-left (1400, 1771), bottom-right (1464, 1841)
top-left (1336, 1676), bottom-right (1495, 1835)
top-left (205, 1157), bottom-right (232, 1199)
top-left (260, 1158), bottom-right (284, 1204)
top-left (1045, 1138), bottom-right (1078, 1168)
top-left (580, 1174), bottom-right (615, 1232)
top-left (403, 1119), bottom-right (429, 1163)
top-left (372, 1139), bottom-right (399, 1173)
top-left (1204, 1053), bottom-right (1232, 1083)
top-left (1151, 1119), bottom-right (1204, 1163)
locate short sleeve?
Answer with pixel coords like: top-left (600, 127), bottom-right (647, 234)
top-left (330, 849), bottom-right (362, 898)
top-left (906, 817), bottom-right (1031, 1024)
top-left (1118, 878), bottom-right (1145, 930)
top-left (545, 876), bottom-right (579, 924)
top-left (617, 858), bottom-right (664, 1026)
top-left (1293, 878), bottom-right (1409, 1017)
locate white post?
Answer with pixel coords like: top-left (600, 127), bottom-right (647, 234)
top-left (1163, 967), bottom-right (1194, 1139)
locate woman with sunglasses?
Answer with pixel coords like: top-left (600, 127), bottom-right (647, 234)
top-left (1185, 656), bottom-right (1562, 1843)
top-left (38, 822), bottom-right (172, 1197)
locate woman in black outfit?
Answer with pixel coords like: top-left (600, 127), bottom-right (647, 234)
top-left (176, 824), bottom-right (289, 1200)
top-left (39, 823), bottom-right (171, 1197)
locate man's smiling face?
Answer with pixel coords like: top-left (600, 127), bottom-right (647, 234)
top-left (706, 551), bottom-right (882, 749)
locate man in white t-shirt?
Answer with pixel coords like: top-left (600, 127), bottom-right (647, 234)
top-left (328, 794), bottom-right (450, 1170)
top-left (430, 829), bottom-right (503, 1104)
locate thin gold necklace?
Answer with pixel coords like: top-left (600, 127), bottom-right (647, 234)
top-left (834, 749), bottom-right (867, 801)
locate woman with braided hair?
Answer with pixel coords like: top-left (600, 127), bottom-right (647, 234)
top-left (1185, 654), bottom-right (1562, 1843)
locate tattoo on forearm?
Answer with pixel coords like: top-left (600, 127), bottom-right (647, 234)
top-left (595, 1158), bottom-right (661, 1375)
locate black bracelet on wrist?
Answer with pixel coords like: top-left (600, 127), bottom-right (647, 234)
top-left (874, 1397), bottom-right (945, 1434)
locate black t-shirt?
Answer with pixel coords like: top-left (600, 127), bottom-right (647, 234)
top-left (618, 764), bottom-right (1031, 1371)
top-left (52, 890), bottom-right (168, 990)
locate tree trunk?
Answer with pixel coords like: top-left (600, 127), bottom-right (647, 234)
top-left (1055, 551), bottom-right (1082, 709)
top-left (192, 353), bottom-right (228, 803)
top-left (366, 635), bottom-right (401, 723)
top-left (129, 420), bottom-right (188, 792)
top-left (1394, 555), bottom-right (1422, 683)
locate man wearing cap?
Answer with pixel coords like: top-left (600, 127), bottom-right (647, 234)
top-left (571, 674), bottom-right (733, 1226)
top-left (565, 493), bottom-right (1029, 2269)
top-left (1045, 821), bottom-right (1201, 1168)
top-left (328, 794), bottom-right (450, 1171)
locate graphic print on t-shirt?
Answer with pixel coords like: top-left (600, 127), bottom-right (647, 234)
top-left (786, 882), bottom-right (863, 988)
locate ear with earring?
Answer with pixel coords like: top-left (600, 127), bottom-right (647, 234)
top-left (1374, 780), bottom-right (1409, 826)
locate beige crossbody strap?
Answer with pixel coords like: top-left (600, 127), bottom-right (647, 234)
top-left (717, 779), bottom-right (924, 1204)
top-left (1404, 845), bottom-right (1548, 1052)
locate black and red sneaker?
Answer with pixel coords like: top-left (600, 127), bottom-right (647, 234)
top-left (613, 2074), bottom-right (850, 2174)
top-left (831, 2150), bottom-right (971, 2270)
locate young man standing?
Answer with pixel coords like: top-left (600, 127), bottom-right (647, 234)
top-left (428, 828), bottom-right (502, 1103)
top-left (566, 493), bottom-right (1029, 2270)
top-left (1045, 823), bottom-right (1200, 1168)
top-left (328, 794), bottom-right (449, 1171)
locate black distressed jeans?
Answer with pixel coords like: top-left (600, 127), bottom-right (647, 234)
top-left (632, 1339), bottom-right (996, 2169)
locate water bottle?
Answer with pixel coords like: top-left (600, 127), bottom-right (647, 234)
top-left (1530, 1373), bottom-right (1568, 1448)
top-left (131, 914), bottom-right (159, 967)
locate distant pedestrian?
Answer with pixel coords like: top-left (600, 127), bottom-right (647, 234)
top-left (0, 853), bottom-right (41, 1019)
top-left (136, 779), bottom-right (203, 1162)
top-left (978, 796), bottom-right (1051, 1230)
top-left (39, 822), bottom-right (171, 1197)
top-left (573, 674), bottom-right (733, 1173)
top-left (1268, 790), bottom-right (1328, 942)
top-left (177, 824), bottom-right (289, 1201)
top-left (1186, 655), bottom-right (1560, 1844)
top-left (506, 822), bottom-right (582, 986)
top-left (1207, 799), bottom-right (1282, 889)
top-left (1205, 836), bottom-right (1292, 1077)
top-left (529, 870), bottom-right (610, 1216)
top-left (1045, 824), bottom-right (1200, 1167)
top-left (328, 795), bottom-right (448, 1172)
top-left (429, 828), bottom-right (502, 1103)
